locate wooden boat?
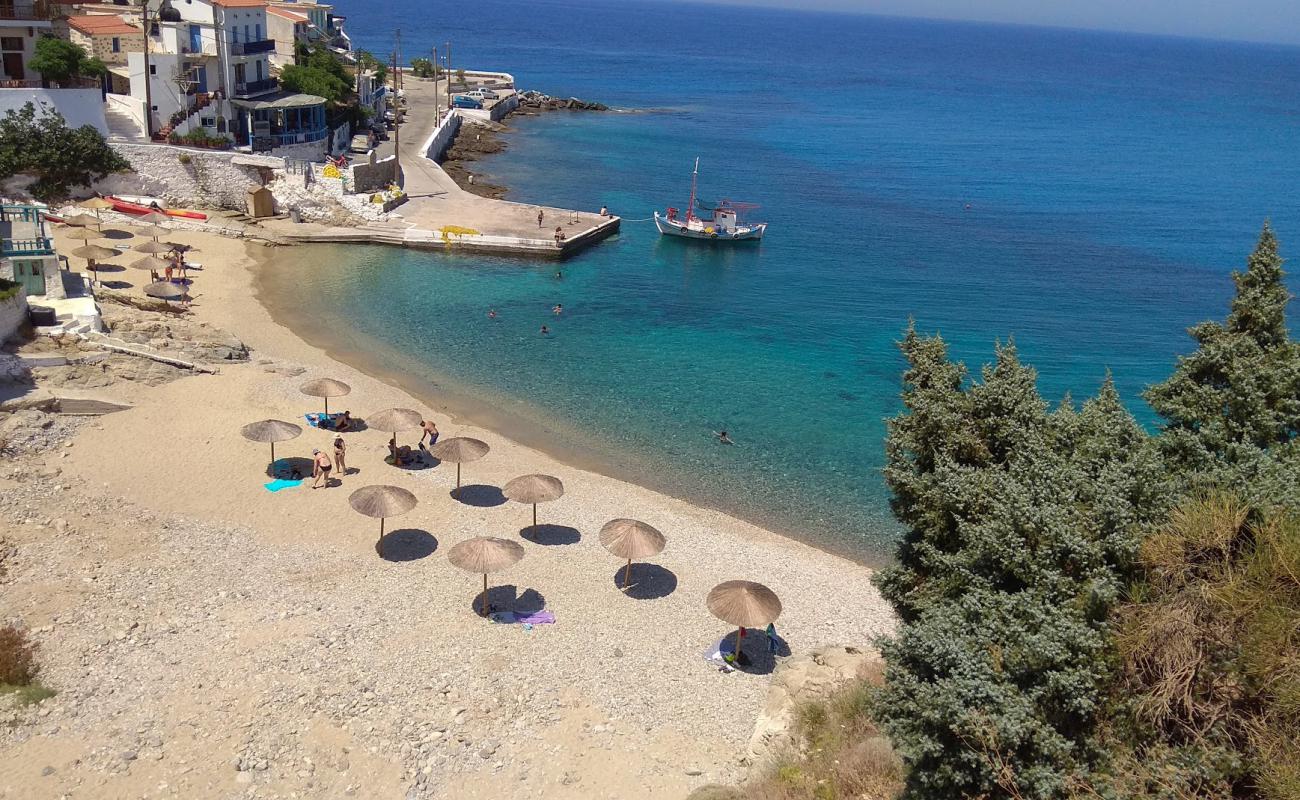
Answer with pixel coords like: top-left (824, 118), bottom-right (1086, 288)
top-left (106, 195), bottom-right (208, 221)
top-left (654, 158), bottom-right (765, 242)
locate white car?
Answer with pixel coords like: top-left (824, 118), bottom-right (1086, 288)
top-left (466, 88), bottom-right (499, 101)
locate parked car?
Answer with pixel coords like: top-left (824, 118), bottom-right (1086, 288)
top-left (466, 88), bottom-right (499, 101)
top-left (451, 96), bottom-right (483, 109)
top-left (348, 134), bottom-right (373, 154)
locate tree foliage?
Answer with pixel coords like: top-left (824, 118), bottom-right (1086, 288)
top-left (354, 49), bottom-right (388, 85)
top-left (873, 329), bottom-right (1164, 799)
top-left (410, 57), bottom-right (435, 78)
top-left (0, 103), bottom-right (129, 201)
top-left (281, 43), bottom-right (353, 104)
top-left (1145, 222), bottom-right (1300, 508)
top-left (28, 35), bottom-right (105, 85)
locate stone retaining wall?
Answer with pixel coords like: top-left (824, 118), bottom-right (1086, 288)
top-left (351, 155), bottom-right (399, 194)
top-left (0, 288), bottom-right (29, 343)
top-left (96, 144), bottom-right (267, 209)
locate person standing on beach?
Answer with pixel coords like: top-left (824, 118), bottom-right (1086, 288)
top-left (537, 209), bottom-right (544, 228)
top-left (333, 436), bottom-right (347, 477)
top-left (420, 419), bottom-right (439, 447)
top-left (311, 448), bottom-right (333, 488)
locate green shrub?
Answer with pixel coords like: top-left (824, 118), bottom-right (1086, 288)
top-left (0, 102), bottom-right (130, 201)
top-left (0, 277), bottom-right (20, 302)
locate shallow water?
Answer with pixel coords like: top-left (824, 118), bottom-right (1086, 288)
top-left (284, 1), bottom-right (1300, 559)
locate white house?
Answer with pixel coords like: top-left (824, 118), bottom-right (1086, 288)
top-left (0, 0), bottom-right (54, 84)
top-left (122, 0), bottom-right (277, 139)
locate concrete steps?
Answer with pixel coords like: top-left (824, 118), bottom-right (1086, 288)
top-left (105, 105), bottom-right (145, 142)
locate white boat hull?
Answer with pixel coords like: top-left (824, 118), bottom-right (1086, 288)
top-left (655, 213), bottom-right (765, 242)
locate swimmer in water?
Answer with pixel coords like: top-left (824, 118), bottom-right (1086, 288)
top-left (487, 309), bottom-right (498, 319)
top-left (540, 325), bottom-right (550, 335)
top-left (552, 303), bottom-right (563, 315)
top-left (555, 270), bottom-right (563, 279)
top-left (714, 430), bottom-right (734, 445)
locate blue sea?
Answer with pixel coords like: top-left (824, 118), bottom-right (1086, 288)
top-left (270, 0), bottom-right (1300, 560)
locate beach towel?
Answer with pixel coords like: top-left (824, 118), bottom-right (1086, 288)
top-left (305, 413), bottom-right (337, 429)
top-left (264, 478), bottom-right (303, 492)
top-left (702, 638), bottom-right (736, 672)
top-left (517, 610), bottom-right (555, 625)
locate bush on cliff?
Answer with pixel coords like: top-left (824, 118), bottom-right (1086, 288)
top-left (0, 102), bottom-right (129, 201)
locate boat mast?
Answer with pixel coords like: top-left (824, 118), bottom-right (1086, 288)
top-left (686, 157), bottom-right (699, 222)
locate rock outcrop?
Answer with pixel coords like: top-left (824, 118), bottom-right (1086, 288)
top-left (747, 644), bottom-right (881, 768)
top-left (516, 90), bottom-right (609, 114)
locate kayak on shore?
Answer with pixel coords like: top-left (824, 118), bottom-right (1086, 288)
top-left (106, 195), bottom-right (208, 221)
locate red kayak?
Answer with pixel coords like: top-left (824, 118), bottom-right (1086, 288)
top-left (106, 196), bottom-right (208, 221)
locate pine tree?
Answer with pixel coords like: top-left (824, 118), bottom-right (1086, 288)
top-left (874, 328), bottom-right (1161, 799)
top-left (1145, 223), bottom-right (1300, 506)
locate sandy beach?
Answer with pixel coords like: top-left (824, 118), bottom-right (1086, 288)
top-left (0, 225), bottom-right (894, 799)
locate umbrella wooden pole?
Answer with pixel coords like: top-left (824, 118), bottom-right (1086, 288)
top-left (324, 397), bottom-right (330, 417)
top-left (733, 627), bottom-right (743, 662)
top-left (270, 441), bottom-right (276, 470)
top-left (623, 559), bottom-right (632, 588)
top-left (532, 504), bottom-right (537, 530)
top-left (456, 464), bottom-right (462, 495)
top-left (481, 573), bottom-right (488, 616)
top-left (378, 517), bottom-right (385, 557)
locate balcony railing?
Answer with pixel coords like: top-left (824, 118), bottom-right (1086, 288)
top-left (0, 0), bottom-right (49, 22)
top-left (234, 77), bottom-right (277, 96)
top-left (230, 39), bottom-right (275, 56)
top-left (1, 237), bottom-right (54, 257)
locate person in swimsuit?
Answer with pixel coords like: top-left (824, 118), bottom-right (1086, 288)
top-left (420, 419), bottom-right (439, 447)
top-left (552, 303), bottom-right (563, 315)
top-left (715, 430), bottom-right (734, 444)
top-left (388, 436), bottom-right (413, 466)
top-left (333, 436), bottom-right (347, 477)
top-left (311, 448), bottom-right (333, 488)
top-left (334, 411), bottom-right (352, 432)
top-left (540, 325), bottom-right (550, 335)
top-left (537, 209), bottom-right (544, 228)
top-left (487, 309), bottom-right (498, 319)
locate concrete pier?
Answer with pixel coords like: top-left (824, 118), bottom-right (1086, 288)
top-left (265, 74), bottom-right (619, 260)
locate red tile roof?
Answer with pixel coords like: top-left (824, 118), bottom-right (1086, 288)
top-left (267, 7), bottom-right (308, 22)
top-left (66, 14), bottom-right (142, 36)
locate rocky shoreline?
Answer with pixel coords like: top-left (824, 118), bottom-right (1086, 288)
top-left (439, 90), bottom-right (610, 199)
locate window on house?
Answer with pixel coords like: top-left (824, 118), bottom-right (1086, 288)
top-left (244, 25), bottom-right (250, 42)
top-left (231, 27), bottom-right (238, 43)
top-left (200, 116), bottom-right (215, 127)
top-left (254, 24), bottom-right (261, 41)
top-left (111, 37), bottom-right (120, 53)
top-left (149, 64), bottom-right (156, 75)
top-left (0, 37), bottom-right (22, 51)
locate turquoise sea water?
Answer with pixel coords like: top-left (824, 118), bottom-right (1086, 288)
top-left (280, 1), bottom-right (1300, 559)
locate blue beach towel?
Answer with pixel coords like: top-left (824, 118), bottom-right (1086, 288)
top-left (264, 478), bottom-right (303, 492)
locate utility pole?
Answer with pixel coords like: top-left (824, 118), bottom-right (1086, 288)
top-left (432, 45), bottom-right (438, 121)
top-left (140, 0), bottom-right (154, 138)
top-left (391, 46), bottom-right (400, 185)
top-left (446, 40), bottom-right (451, 112)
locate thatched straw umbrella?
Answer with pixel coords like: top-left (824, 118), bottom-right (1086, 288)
top-left (63, 227), bottom-right (99, 242)
top-left (447, 536), bottom-right (525, 616)
top-left (77, 197), bottom-right (115, 229)
top-left (300, 377), bottom-right (352, 416)
top-left (600, 519), bottom-right (667, 588)
top-left (706, 580), bottom-right (782, 663)
top-left (430, 437), bottom-right (489, 496)
top-left (240, 419), bottom-right (302, 472)
top-left (144, 281), bottom-right (186, 301)
top-left (130, 254), bottom-right (173, 279)
top-left (348, 484), bottom-right (417, 557)
top-left (502, 474), bottom-right (564, 531)
top-left (70, 244), bottom-right (120, 285)
top-left (63, 212), bottom-right (101, 230)
top-left (138, 211), bottom-right (171, 225)
top-left (133, 239), bottom-right (174, 255)
top-left (133, 224), bottom-right (169, 241)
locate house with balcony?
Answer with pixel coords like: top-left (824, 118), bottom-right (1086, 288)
top-left (0, 204), bottom-right (63, 301)
top-left (116, 0), bottom-right (278, 140)
top-left (266, 4), bottom-right (306, 68)
top-left (0, 0), bottom-right (55, 84)
top-left (58, 13), bottom-right (142, 93)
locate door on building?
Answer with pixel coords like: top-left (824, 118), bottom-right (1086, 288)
top-left (189, 24), bottom-right (201, 53)
top-left (234, 62), bottom-right (246, 90)
top-left (13, 260), bottom-right (46, 297)
top-left (195, 65), bottom-right (208, 93)
top-left (0, 36), bottom-right (24, 80)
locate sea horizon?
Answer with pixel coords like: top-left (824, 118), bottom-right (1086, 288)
top-left (299, 0), bottom-right (1300, 560)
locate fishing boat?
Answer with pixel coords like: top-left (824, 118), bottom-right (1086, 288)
top-left (105, 195), bottom-right (208, 221)
top-left (654, 158), bottom-right (766, 242)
